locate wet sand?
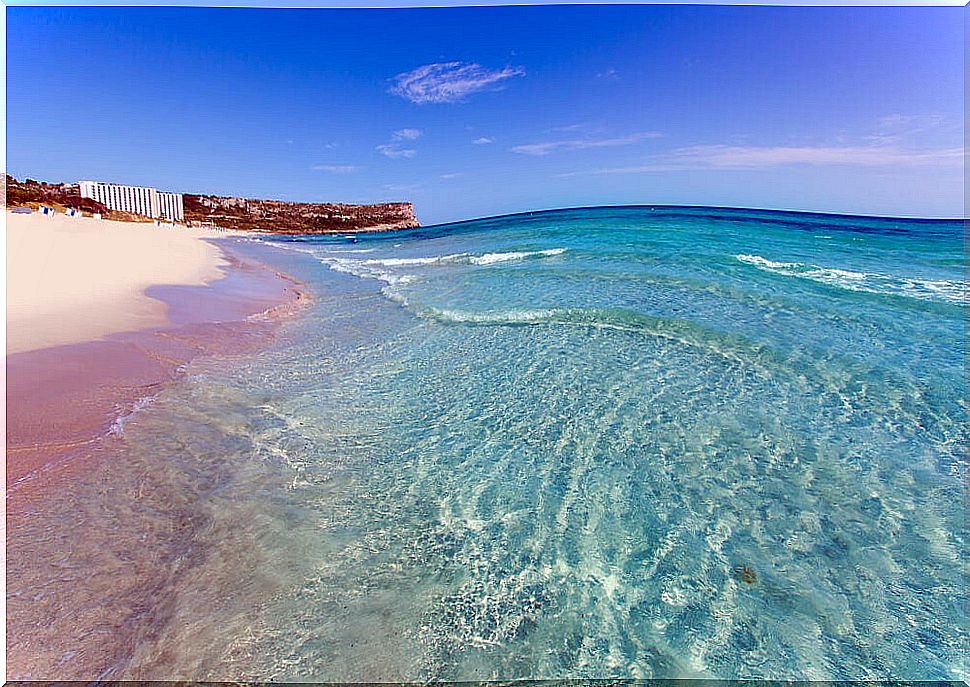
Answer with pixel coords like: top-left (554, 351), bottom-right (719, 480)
top-left (6, 241), bottom-right (308, 494)
top-left (6, 225), bottom-right (310, 679)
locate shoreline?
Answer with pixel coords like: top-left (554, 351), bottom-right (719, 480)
top-left (7, 212), bottom-right (234, 355)
top-left (6, 231), bottom-right (309, 496)
top-left (7, 223), bottom-right (311, 679)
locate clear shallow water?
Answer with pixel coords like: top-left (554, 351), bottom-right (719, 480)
top-left (11, 207), bottom-right (967, 681)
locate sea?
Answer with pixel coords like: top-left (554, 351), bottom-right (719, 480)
top-left (9, 206), bottom-right (967, 681)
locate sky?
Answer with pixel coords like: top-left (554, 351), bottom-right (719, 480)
top-left (6, 5), bottom-right (964, 223)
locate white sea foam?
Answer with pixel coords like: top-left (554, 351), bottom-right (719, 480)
top-left (108, 395), bottom-right (157, 437)
top-left (363, 253), bottom-right (470, 267)
top-left (417, 306), bottom-right (646, 333)
top-left (736, 254), bottom-right (804, 271)
top-left (323, 256), bottom-right (418, 285)
top-left (736, 254), bottom-right (965, 305)
top-left (317, 247), bottom-right (567, 293)
top-left (359, 248), bottom-right (566, 268)
top-left (381, 287), bottom-right (411, 306)
top-left (468, 248), bottom-right (567, 265)
top-left (263, 241), bottom-right (375, 259)
top-left (422, 307), bottom-right (564, 325)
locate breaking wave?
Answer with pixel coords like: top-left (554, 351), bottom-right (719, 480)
top-left (468, 248), bottom-right (567, 265)
top-left (354, 247), bottom-right (567, 269)
top-left (316, 247), bottom-right (568, 288)
top-left (736, 254), bottom-right (965, 305)
top-left (323, 257), bottom-right (418, 285)
top-left (363, 253), bottom-right (471, 267)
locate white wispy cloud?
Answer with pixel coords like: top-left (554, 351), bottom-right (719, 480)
top-left (866, 113), bottom-right (951, 146)
top-left (390, 62), bottom-right (525, 104)
top-left (385, 183), bottom-right (422, 193)
top-left (511, 131), bottom-right (663, 156)
top-left (376, 144), bottom-right (417, 159)
top-left (393, 128), bottom-right (423, 141)
top-left (559, 143), bottom-right (963, 176)
top-left (311, 164), bottom-right (359, 174)
top-left (548, 123), bottom-right (584, 133)
top-left (874, 113), bottom-right (947, 135)
top-left (667, 144), bottom-right (963, 168)
top-left (376, 128), bottom-right (423, 159)
top-left (472, 136), bottom-right (494, 145)
top-left (440, 172), bottom-right (463, 179)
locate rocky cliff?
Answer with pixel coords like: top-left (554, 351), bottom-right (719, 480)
top-left (184, 194), bottom-right (420, 234)
top-left (4, 176), bottom-right (421, 233)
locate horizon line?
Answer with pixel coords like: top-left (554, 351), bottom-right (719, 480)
top-left (419, 203), bottom-right (968, 229)
top-left (9, 175), bottom-right (963, 224)
top-left (6, 1), bottom-right (965, 7)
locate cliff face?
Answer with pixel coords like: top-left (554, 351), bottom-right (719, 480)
top-left (183, 194), bottom-right (420, 234)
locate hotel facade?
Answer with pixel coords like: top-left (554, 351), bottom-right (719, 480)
top-left (79, 180), bottom-right (184, 222)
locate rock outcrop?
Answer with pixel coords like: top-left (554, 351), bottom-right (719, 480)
top-left (183, 194), bottom-right (420, 234)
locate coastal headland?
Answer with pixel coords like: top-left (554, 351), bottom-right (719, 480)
top-left (6, 175), bottom-right (420, 234)
top-left (184, 193), bottom-right (419, 234)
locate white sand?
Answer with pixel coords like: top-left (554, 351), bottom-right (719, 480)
top-left (6, 211), bottom-right (229, 354)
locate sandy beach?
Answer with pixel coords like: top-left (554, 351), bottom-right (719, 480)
top-left (6, 211), bottom-right (307, 494)
top-left (6, 211), bottom-right (311, 677)
top-left (7, 211), bottom-right (229, 354)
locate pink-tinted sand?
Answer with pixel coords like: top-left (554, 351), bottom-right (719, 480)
top-left (6, 240), bottom-right (309, 679)
top-left (6, 243), bottom-right (309, 499)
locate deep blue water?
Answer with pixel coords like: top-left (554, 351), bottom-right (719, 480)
top-left (21, 206), bottom-right (970, 680)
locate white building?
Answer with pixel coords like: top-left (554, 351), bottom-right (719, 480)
top-left (79, 180), bottom-right (184, 222)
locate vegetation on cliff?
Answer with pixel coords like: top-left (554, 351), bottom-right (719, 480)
top-left (183, 194), bottom-right (419, 233)
top-left (4, 176), bottom-right (420, 233)
top-left (5, 176), bottom-right (116, 217)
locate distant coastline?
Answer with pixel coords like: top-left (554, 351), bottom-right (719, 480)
top-left (4, 175), bottom-right (420, 234)
top-left (9, 174), bottom-right (961, 239)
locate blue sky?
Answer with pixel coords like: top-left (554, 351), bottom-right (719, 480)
top-left (7, 6), bottom-right (964, 223)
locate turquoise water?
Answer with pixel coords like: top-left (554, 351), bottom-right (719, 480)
top-left (12, 206), bottom-right (968, 680)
